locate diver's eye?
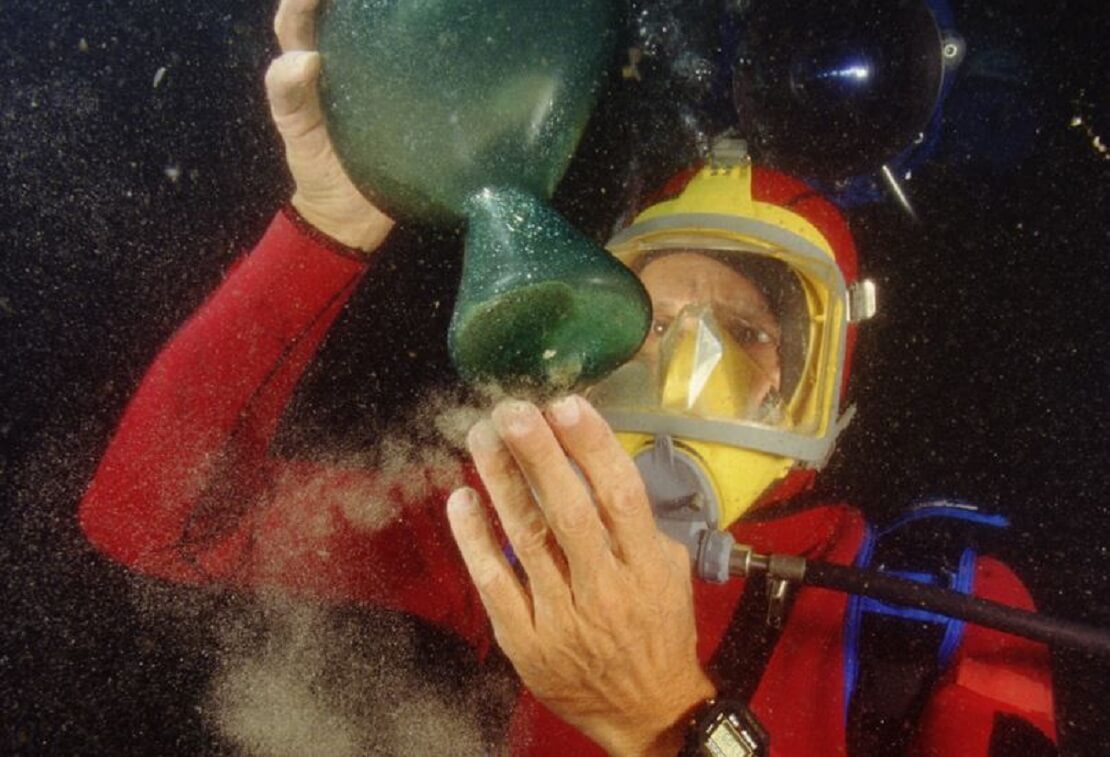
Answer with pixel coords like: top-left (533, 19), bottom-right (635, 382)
top-left (725, 318), bottom-right (775, 347)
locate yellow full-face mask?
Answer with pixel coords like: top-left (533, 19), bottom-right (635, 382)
top-left (587, 153), bottom-right (876, 532)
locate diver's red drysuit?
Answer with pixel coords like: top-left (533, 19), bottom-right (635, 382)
top-left (80, 209), bottom-right (1056, 756)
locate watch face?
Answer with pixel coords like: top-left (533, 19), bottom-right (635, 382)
top-left (704, 711), bottom-right (762, 757)
top-left (694, 701), bottom-right (769, 757)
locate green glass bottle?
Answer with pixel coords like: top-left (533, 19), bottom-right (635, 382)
top-left (317, 0), bottom-right (650, 389)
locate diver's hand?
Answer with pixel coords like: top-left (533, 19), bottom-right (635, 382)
top-left (447, 396), bottom-right (715, 757)
top-left (266, 0), bottom-right (393, 253)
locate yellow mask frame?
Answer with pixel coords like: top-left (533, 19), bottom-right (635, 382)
top-left (596, 162), bottom-right (855, 527)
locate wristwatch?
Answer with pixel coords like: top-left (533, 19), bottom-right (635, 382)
top-left (680, 697), bottom-right (769, 756)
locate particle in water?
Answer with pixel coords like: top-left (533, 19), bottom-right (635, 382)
top-left (164, 164), bottom-right (182, 183)
top-left (153, 67), bottom-right (167, 88)
top-left (622, 47), bottom-right (643, 81)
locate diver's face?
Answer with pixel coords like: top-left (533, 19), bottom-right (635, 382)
top-left (637, 250), bottom-right (783, 394)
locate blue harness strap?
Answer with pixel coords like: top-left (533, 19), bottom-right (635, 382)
top-left (842, 499), bottom-right (1010, 723)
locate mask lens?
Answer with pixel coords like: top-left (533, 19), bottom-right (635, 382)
top-left (589, 304), bottom-right (786, 426)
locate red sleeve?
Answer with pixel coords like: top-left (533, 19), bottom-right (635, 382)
top-left (910, 557), bottom-right (1057, 755)
top-left (78, 209), bottom-right (491, 652)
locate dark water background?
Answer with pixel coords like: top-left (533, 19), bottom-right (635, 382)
top-left (2, 0), bottom-right (1108, 753)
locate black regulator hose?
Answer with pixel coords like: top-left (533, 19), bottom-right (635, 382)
top-left (803, 559), bottom-right (1110, 658)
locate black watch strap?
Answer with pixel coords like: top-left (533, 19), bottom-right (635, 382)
top-left (680, 697), bottom-right (769, 756)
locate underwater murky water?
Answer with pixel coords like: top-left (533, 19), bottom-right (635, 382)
top-left (2, 0), bottom-right (1108, 754)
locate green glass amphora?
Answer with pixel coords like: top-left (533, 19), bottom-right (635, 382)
top-left (317, 0), bottom-right (650, 389)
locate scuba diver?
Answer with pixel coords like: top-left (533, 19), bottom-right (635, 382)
top-left (446, 156), bottom-right (1058, 755)
top-left (79, 0), bottom-right (1059, 753)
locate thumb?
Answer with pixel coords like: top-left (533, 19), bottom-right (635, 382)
top-left (265, 50), bottom-right (324, 134)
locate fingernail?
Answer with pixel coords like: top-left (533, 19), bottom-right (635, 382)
top-left (496, 400), bottom-right (536, 437)
top-left (447, 487), bottom-right (477, 514)
top-left (467, 420), bottom-right (501, 452)
top-left (549, 394), bottom-right (581, 427)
